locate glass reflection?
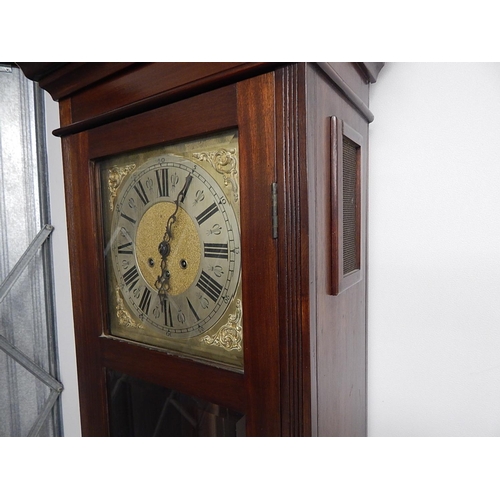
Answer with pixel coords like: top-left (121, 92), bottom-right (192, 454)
top-left (107, 370), bottom-right (245, 437)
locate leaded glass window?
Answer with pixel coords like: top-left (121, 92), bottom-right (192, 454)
top-left (0, 64), bottom-right (62, 437)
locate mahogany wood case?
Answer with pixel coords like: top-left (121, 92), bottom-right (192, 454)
top-left (19, 62), bottom-right (383, 436)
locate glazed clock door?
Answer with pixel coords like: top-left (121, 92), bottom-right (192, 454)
top-left (63, 74), bottom-right (280, 436)
top-left (100, 134), bottom-right (243, 369)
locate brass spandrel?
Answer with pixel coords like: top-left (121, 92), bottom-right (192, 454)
top-left (193, 148), bottom-right (239, 202)
top-left (201, 299), bottom-right (242, 352)
top-left (108, 164), bottom-right (136, 210)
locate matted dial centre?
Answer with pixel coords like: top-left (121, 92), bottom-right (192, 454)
top-left (135, 201), bottom-right (201, 296)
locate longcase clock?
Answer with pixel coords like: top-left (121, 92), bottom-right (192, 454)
top-left (19, 62), bottom-right (383, 436)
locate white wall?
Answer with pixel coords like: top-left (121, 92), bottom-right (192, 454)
top-left (368, 63), bottom-right (500, 436)
top-left (44, 93), bottom-right (81, 436)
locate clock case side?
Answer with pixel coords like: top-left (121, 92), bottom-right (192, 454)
top-left (274, 62), bottom-right (376, 437)
top-left (306, 63), bottom-right (371, 436)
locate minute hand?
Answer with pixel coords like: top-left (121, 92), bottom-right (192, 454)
top-left (163, 173), bottom-right (192, 240)
top-left (155, 173), bottom-right (192, 297)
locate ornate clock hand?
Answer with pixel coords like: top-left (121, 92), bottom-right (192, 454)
top-left (155, 174), bottom-right (192, 298)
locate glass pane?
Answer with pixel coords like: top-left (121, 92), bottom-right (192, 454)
top-left (98, 131), bottom-right (243, 370)
top-left (107, 370), bottom-right (245, 436)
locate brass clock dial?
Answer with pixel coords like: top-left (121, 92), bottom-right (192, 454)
top-left (100, 132), bottom-right (243, 369)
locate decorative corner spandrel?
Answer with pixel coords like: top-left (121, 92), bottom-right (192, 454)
top-left (108, 164), bottom-right (136, 210)
top-left (201, 299), bottom-right (242, 351)
top-left (115, 288), bottom-right (144, 330)
top-left (193, 149), bottom-right (239, 202)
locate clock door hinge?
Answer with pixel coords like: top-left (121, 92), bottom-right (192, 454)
top-left (272, 182), bottom-right (278, 239)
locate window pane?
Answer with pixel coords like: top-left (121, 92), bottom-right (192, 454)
top-left (0, 65), bottom-right (61, 436)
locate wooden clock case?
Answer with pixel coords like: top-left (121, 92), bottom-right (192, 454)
top-left (19, 62), bottom-right (383, 436)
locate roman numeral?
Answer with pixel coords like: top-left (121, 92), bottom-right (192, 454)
top-left (196, 202), bottom-right (218, 226)
top-left (204, 242), bottom-right (228, 259)
top-left (138, 288), bottom-right (152, 315)
top-left (162, 298), bottom-right (173, 327)
top-left (196, 270), bottom-right (223, 303)
top-left (186, 298), bottom-right (200, 322)
top-left (123, 265), bottom-right (139, 291)
top-left (134, 180), bottom-right (149, 205)
top-left (156, 168), bottom-right (169, 198)
top-left (120, 212), bottom-right (136, 224)
top-left (117, 241), bottom-right (134, 254)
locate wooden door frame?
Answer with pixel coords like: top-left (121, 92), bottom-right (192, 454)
top-left (61, 76), bottom-right (281, 436)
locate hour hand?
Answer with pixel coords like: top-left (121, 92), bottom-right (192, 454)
top-left (155, 268), bottom-right (170, 297)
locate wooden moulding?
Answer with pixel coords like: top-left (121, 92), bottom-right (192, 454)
top-left (17, 62), bottom-right (283, 137)
top-left (316, 63), bottom-right (375, 123)
top-left (275, 64), bottom-right (311, 436)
